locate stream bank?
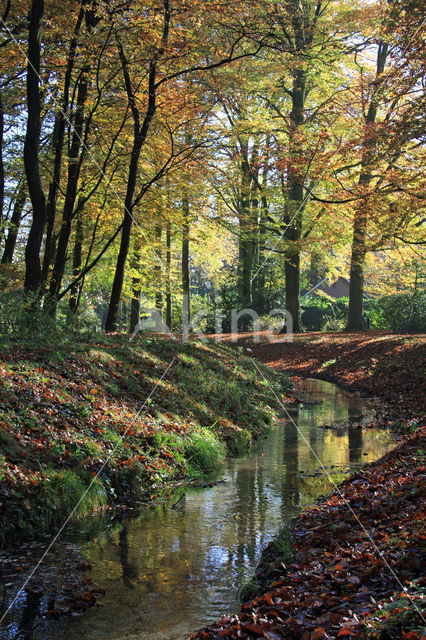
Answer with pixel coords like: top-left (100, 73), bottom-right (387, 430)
top-left (190, 333), bottom-right (425, 640)
top-left (0, 334), bottom-right (289, 544)
top-left (1, 379), bottom-right (395, 640)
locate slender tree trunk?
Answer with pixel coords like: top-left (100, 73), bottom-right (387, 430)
top-left (346, 199), bottom-right (369, 330)
top-left (69, 203), bottom-right (83, 311)
top-left (129, 235), bottom-right (141, 334)
top-left (0, 89), bottom-right (4, 234)
top-left (238, 148), bottom-right (254, 322)
top-left (346, 42), bottom-right (388, 331)
top-left (1, 181), bottom-right (26, 264)
top-left (41, 4), bottom-right (85, 290)
top-left (284, 69), bottom-right (305, 333)
top-left (105, 2), bottom-right (170, 332)
top-left (24, 0), bottom-right (46, 293)
top-left (49, 65), bottom-right (89, 308)
top-left (105, 140), bottom-right (142, 332)
top-left (255, 200), bottom-right (266, 315)
top-left (253, 146), bottom-right (269, 315)
top-left (182, 195), bottom-right (190, 332)
top-left (155, 223), bottom-right (163, 329)
top-left (165, 220), bottom-right (172, 329)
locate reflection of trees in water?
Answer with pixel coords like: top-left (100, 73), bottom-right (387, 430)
top-left (281, 408), bottom-right (300, 520)
top-left (18, 589), bottom-right (43, 639)
top-left (229, 457), bottom-right (266, 584)
top-left (119, 523), bottom-right (138, 589)
top-left (348, 398), bottom-right (363, 464)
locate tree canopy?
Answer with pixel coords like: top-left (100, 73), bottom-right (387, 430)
top-left (0, 0), bottom-right (424, 333)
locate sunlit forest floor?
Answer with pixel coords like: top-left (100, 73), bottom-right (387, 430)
top-left (191, 331), bottom-right (425, 640)
top-left (0, 335), bottom-right (289, 543)
top-left (219, 331), bottom-right (425, 428)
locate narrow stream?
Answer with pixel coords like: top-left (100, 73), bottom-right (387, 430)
top-left (1, 379), bottom-right (395, 640)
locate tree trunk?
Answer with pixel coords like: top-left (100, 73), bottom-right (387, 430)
top-left (283, 69), bottom-right (305, 333)
top-left (165, 220), bottom-right (172, 329)
top-left (0, 89), bottom-right (4, 234)
top-left (155, 223), bottom-right (163, 329)
top-left (253, 147), bottom-right (269, 316)
top-left (346, 42), bottom-right (388, 331)
top-left (238, 147), bottom-right (255, 326)
top-left (105, 6), bottom-right (168, 331)
top-left (182, 196), bottom-right (190, 333)
top-left (69, 203), bottom-right (83, 311)
top-left (49, 65), bottom-right (89, 308)
top-left (23, 0), bottom-right (46, 293)
top-left (105, 139), bottom-right (142, 332)
top-left (41, 4), bottom-right (85, 291)
top-left (129, 235), bottom-right (141, 334)
top-left (1, 181), bottom-right (26, 264)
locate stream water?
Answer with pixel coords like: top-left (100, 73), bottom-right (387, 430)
top-left (1, 379), bottom-right (395, 640)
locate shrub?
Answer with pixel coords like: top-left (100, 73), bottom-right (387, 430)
top-left (375, 291), bottom-right (425, 333)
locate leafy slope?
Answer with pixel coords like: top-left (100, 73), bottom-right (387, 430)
top-left (0, 334), bottom-right (289, 542)
top-left (249, 332), bottom-right (425, 426)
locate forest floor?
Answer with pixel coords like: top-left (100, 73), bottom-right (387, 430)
top-left (191, 331), bottom-right (426, 640)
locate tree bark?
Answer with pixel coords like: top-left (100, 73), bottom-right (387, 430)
top-left (165, 220), bottom-right (172, 329)
top-left (182, 195), bottom-right (190, 332)
top-left (1, 180), bottom-right (26, 264)
top-left (69, 202), bottom-right (83, 311)
top-left (284, 68), bottom-right (305, 333)
top-left (129, 235), bottom-right (141, 334)
top-left (253, 145), bottom-right (269, 316)
top-left (0, 89), bottom-right (5, 234)
top-left (238, 145), bottom-right (255, 321)
top-left (155, 223), bottom-right (163, 329)
top-left (23, 0), bottom-right (46, 293)
top-left (48, 64), bottom-right (89, 308)
top-left (346, 42), bottom-right (388, 331)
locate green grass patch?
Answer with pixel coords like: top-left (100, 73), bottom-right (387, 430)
top-left (184, 428), bottom-right (225, 478)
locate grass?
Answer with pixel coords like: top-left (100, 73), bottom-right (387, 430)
top-left (184, 428), bottom-right (225, 478)
top-left (0, 333), bottom-right (290, 541)
top-left (271, 526), bottom-right (293, 560)
top-left (362, 581), bottom-right (425, 639)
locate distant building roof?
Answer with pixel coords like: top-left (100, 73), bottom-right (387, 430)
top-left (316, 276), bottom-right (349, 299)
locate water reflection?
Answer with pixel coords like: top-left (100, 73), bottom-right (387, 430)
top-left (1, 379), bottom-right (394, 640)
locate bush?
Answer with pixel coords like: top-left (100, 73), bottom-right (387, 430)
top-left (251, 314), bottom-right (287, 332)
top-left (300, 295), bottom-right (348, 331)
top-left (301, 306), bottom-right (326, 331)
top-left (374, 292), bottom-right (425, 333)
